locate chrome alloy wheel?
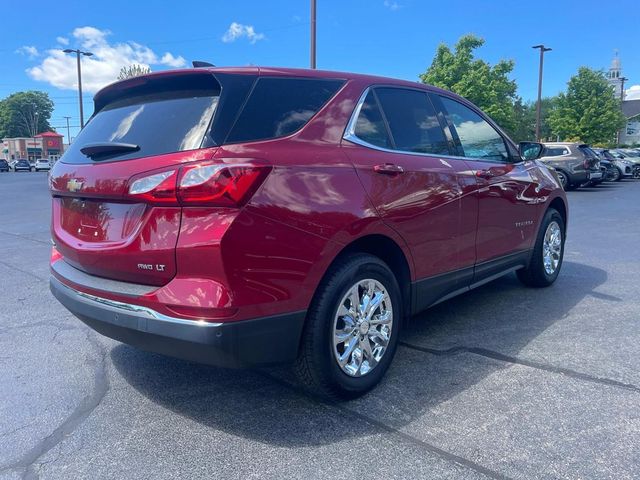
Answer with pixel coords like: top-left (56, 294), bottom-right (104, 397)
top-left (332, 279), bottom-right (393, 377)
top-left (542, 221), bottom-right (562, 275)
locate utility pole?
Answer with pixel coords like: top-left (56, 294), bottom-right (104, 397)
top-left (34, 111), bottom-right (39, 160)
top-left (310, 0), bottom-right (317, 69)
top-left (63, 48), bottom-right (94, 129)
top-left (532, 44), bottom-right (552, 142)
top-left (63, 116), bottom-right (72, 145)
top-left (620, 77), bottom-right (628, 101)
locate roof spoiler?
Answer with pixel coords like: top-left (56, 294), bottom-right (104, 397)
top-left (192, 60), bottom-right (215, 68)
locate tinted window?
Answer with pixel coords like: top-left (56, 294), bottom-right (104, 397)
top-left (226, 77), bottom-right (344, 143)
top-left (374, 88), bottom-right (449, 155)
top-left (353, 91), bottom-right (391, 148)
top-left (579, 146), bottom-right (598, 159)
top-left (544, 147), bottom-right (569, 157)
top-left (439, 96), bottom-right (509, 162)
top-left (63, 89), bottom-right (220, 164)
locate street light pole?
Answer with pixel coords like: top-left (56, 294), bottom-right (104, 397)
top-left (310, 0), bottom-right (317, 69)
top-left (532, 44), bottom-right (552, 142)
top-left (63, 48), bottom-right (94, 129)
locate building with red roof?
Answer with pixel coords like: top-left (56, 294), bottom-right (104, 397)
top-left (1, 131), bottom-right (64, 162)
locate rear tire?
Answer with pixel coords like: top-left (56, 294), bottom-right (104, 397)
top-left (610, 167), bottom-right (622, 182)
top-left (295, 253), bottom-right (402, 400)
top-left (517, 208), bottom-right (565, 288)
top-left (555, 170), bottom-right (569, 190)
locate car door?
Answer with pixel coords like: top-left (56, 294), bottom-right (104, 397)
top-left (433, 94), bottom-right (541, 281)
top-left (342, 86), bottom-right (478, 311)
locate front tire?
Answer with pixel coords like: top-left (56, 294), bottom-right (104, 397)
top-left (295, 254), bottom-right (402, 399)
top-left (517, 208), bottom-right (565, 288)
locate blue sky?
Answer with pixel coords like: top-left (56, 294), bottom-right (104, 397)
top-left (2, 0), bottom-right (639, 142)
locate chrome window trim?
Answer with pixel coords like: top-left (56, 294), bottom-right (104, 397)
top-left (56, 280), bottom-right (223, 327)
top-left (343, 86), bottom-right (524, 165)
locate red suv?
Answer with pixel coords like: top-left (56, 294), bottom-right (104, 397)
top-left (49, 67), bottom-right (567, 398)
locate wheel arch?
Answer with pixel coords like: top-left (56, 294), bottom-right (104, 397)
top-left (316, 234), bottom-right (413, 321)
top-left (548, 196), bottom-right (567, 230)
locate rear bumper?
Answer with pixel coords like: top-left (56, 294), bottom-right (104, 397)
top-left (50, 276), bottom-right (306, 368)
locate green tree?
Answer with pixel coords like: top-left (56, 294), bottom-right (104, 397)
top-left (511, 97), bottom-right (558, 142)
top-left (0, 91), bottom-right (54, 138)
top-left (548, 67), bottom-right (625, 144)
top-left (420, 34), bottom-right (518, 133)
top-left (117, 64), bottom-right (151, 80)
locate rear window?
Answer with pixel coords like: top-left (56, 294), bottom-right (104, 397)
top-left (225, 77), bottom-right (344, 143)
top-left (63, 88), bottom-right (220, 164)
top-left (579, 145), bottom-right (598, 158)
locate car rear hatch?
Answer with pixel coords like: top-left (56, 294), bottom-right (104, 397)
top-left (579, 145), bottom-right (600, 171)
top-left (50, 71), bottom-right (224, 286)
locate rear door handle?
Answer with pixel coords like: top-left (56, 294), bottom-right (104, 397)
top-left (374, 163), bottom-right (404, 175)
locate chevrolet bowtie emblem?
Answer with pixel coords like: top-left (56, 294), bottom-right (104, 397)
top-left (67, 179), bottom-right (83, 192)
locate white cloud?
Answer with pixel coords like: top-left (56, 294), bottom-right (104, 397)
top-left (383, 0), bottom-right (401, 11)
top-left (56, 36), bottom-right (69, 45)
top-left (626, 85), bottom-right (640, 100)
top-left (222, 22), bottom-right (265, 44)
top-left (160, 52), bottom-right (186, 68)
top-left (16, 46), bottom-right (39, 58)
top-left (26, 26), bottom-right (187, 93)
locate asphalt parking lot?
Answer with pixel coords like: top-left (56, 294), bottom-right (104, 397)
top-left (1, 172), bottom-right (639, 480)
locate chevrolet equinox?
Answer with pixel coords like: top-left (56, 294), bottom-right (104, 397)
top-left (49, 67), bottom-right (567, 398)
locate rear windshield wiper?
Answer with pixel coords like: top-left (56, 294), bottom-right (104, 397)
top-left (80, 142), bottom-right (140, 159)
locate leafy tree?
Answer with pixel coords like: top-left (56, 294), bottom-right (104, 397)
top-left (510, 97), bottom-right (558, 142)
top-left (548, 67), bottom-right (626, 144)
top-left (0, 91), bottom-right (53, 138)
top-left (117, 64), bottom-right (151, 80)
top-left (420, 34), bottom-right (518, 133)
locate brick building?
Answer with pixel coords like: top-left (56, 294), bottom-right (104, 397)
top-left (1, 131), bottom-right (65, 162)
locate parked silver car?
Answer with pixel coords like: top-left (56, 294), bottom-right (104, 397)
top-left (539, 142), bottom-right (602, 190)
top-left (610, 150), bottom-right (640, 179)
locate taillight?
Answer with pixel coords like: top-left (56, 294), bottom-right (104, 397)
top-left (125, 161), bottom-right (270, 207)
top-left (178, 163), bottom-right (269, 206)
top-left (128, 170), bottom-right (178, 204)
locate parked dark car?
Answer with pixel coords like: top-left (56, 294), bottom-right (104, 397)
top-left (13, 159), bottom-right (32, 172)
top-left (539, 142), bottom-right (602, 189)
top-left (49, 66), bottom-right (567, 398)
top-left (594, 149), bottom-right (621, 181)
top-left (0, 159), bottom-right (9, 172)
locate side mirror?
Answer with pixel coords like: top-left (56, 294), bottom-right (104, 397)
top-left (519, 142), bottom-right (545, 161)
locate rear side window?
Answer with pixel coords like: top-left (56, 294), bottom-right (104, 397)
top-left (374, 88), bottom-right (449, 155)
top-left (64, 88), bottom-right (220, 164)
top-left (353, 91), bottom-right (392, 149)
top-left (226, 77), bottom-right (345, 143)
top-left (544, 147), bottom-right (569, 157)
top-left (439, 96), bottom-right (509, 162)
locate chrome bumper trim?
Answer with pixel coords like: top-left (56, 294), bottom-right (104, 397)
top-left (55, 279), bottom-right (223, 327)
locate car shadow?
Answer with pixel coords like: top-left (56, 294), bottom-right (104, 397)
top-left (111, 260), bottom-right (609, 447)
